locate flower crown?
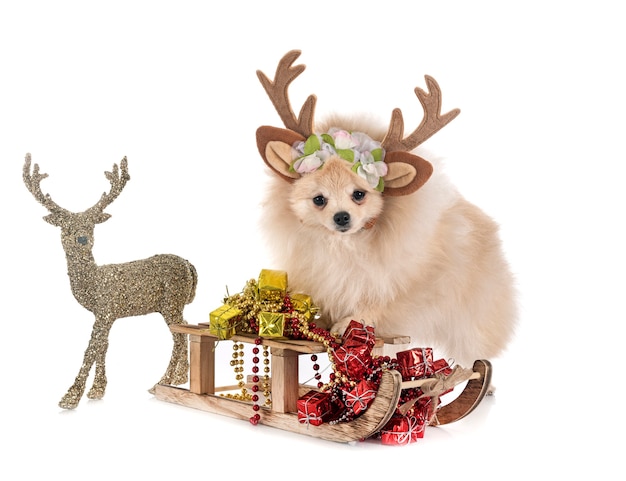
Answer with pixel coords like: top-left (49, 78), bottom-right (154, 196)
top-left (290, 128), bottom-right (388, 192)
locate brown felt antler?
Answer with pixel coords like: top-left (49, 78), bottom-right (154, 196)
top-left (381, 76), bottom-right (460, 152)
top-left (378, 75), bottom-right (460, 196)
top-left (256, 50), bottom-right (316, 138)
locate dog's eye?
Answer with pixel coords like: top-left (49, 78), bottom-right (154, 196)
top-left (312, 195), bottom-right (326, 207)
top-left (352, 190), bottom-right (366, 203)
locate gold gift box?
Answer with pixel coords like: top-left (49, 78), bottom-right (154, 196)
top-left (258, 311), bottom-right (286, 338)
top-left (258, 269), bottom-right (288, 302)
top-left (291, 293), bottom-right (315, 320)
top-left (209, 304), bottom-right (242, 339)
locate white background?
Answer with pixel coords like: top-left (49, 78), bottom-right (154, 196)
top-left (1, 1), bottom-right (624, 479)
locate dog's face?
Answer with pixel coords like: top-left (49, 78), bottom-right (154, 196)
top-left (288, 157), bottom-right (384, 235)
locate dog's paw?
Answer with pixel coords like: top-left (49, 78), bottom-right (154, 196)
top-left (330, 317), bottom-right (376, 337)
top-left (329, 317), bottom-right (353, 337)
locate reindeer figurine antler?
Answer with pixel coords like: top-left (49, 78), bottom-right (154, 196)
top-left (256, 49), bottom-right (460, 196)
top-left (23, 154), bottom-right (198, 409)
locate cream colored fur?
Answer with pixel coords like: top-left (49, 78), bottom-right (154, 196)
top-left (259, 116), bottom-right (517, 367)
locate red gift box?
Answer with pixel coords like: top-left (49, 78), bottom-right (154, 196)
top-left (297, 390), bottom-right (332, 426)
top-left (413, 396), bottom-right (437, 425)
top-left (380, 414), bottom-right (425, 445)
top-left (432, 358), bottom-right (452, 376)
top-left (342, 320), bottom-right (376, 349)
top-left (396, 347), bottom-right (434, 379)
top-left (331, 344), bottom-right (372, 379)
top-left (344, 380), bottom-right (377, 416)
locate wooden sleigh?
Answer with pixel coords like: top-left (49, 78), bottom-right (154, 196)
top-left (153, 324), bottom-right (493, 444)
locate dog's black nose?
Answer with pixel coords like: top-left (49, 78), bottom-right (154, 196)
top-left (333, 211), bottom-right (351, 227)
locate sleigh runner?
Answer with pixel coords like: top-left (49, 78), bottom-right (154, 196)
top-left (153, 323), bottom-right (492, 444)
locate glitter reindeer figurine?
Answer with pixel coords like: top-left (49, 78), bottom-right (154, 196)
top-left (23, 154), bottom-right (198, 409)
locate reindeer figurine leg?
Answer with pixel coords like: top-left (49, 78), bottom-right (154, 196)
top-left (150, 259), bottom-right (197, 392)
top-left (59, 316), bottom-right (113, 409)
top-left (170, 329), bottom-right (189, 385)
top-left (150, 310), bottom-right (190, 393)
top-left (86, 319), bottom-right (115, 401)
top-left (153, 327), bottom-right (189, 391)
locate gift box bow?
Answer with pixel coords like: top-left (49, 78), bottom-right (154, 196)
top-left (344, 380), bottom-right (377, 415)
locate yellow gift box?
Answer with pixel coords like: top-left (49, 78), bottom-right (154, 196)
top-left (209, 304), bottom-right (242, 339)
top-left (291, 293), bottom-right (315, 320)
top-left (258, 311), bottom-right (286, 338)
top-left (258, 269), bottom-right (288, 302)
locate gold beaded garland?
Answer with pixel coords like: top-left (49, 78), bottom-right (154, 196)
top-left (221, 341), bottom-right (253, 401)
top-left (262, 345), bottom-right (271, 406)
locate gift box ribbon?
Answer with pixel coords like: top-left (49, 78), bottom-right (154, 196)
top-left (345, 387), bottom-right (377, 412)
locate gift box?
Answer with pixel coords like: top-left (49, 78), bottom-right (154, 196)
top-left (342, 320), bottom-right (376, 349)
top-left (396, 347), bottom-right (434, 379)
top-left (432, 358), bottom-right (452, 376)
top-left (258, 311), bottom-right (286, 338)
top-left (344, 379), bottom-right (377, 416)
top-left (290, 293), bottom-right (315, 320)
top-left (258, 269), bottom-right (288, 302)
top-left (380, 414), bottom-right (425, 445)
top-left (413, 396), bottom-right (437, 425)
top-left (331, 344), bottom-right (373, 379)
top-left (209, 304), bottom-right (242, 339)
top-left (297, 390), bottom-right (332, 426)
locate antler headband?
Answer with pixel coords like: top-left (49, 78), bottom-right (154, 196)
top-left (256, 50), bottom-right (460, 196)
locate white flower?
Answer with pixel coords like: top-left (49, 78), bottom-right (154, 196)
top-left (292, 141), bottom-right (306, 158)
top-left (357, 158), bottom-right (388, 188)
top-left (360, 151), bottom-right (374, 165)
top-left (330, 129), bottom-right (356, 150)
top-left (319, 142), bottom-right (337, 159)
top-left (293, 153), bottom-right (324, 173)
top-left (351, 131), bottom-right (381, 153)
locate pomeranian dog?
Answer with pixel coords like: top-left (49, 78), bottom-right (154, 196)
top-left (255, 51), bottom-right (517, 367)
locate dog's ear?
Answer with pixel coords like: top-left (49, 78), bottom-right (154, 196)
top-left (256, 126), bottom-right (306, 182)
top-left (383, 151), bottom-right (433, 196)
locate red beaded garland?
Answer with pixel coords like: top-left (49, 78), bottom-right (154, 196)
top-left (249, 337), bottom-right (263, 424)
